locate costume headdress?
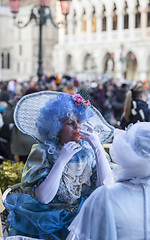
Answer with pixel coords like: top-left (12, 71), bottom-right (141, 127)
top-left (14, 91), bottom-right (114, 144)
top-left (109, 122), bottom-right (150, 182)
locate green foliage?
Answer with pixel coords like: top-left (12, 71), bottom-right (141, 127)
top-left (0, 160), bottom-right (24, 193)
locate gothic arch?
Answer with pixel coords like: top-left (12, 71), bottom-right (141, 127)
top-left (124, 1), bottom-right (129, 29)
top-left (66, 54), bottom-right (73, 72)
top-left (126, 51), bottom-right (138, 81)
top-left (82, 53), bottom-right (96, 71)
top-left (112, 3), bottom-right (118, 30)
top-left (135, 0), bottom-right (141, 28)
top-left (73, 10), bottom-right (77, 34)
top-left (102, 4), bottom-right (107, 31)
top-left (92, 6), bottom-right (96, 32)
top-left (103, 53), bottom-right (115, 74)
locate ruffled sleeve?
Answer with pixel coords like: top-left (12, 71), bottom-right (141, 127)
top-left (21, 144), bottom-right (51, 198)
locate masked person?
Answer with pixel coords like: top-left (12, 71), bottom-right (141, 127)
top-left (67, 121), bottom-right (150, 240)
top-left (4, 91), bottom-right (114, 240)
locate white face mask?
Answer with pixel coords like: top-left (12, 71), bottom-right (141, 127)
top-left (67, 161), bottom-right (87, 176)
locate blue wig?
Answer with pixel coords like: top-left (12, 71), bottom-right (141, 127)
top-left (36, 93), bottom-right (94, 142)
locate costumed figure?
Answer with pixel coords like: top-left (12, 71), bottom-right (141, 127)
top-left (4, 91), bottom-right (114, 240)
top-left (67, 122), bottom-right (150, 240)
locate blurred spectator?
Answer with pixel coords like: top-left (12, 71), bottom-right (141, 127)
top-left (7, 79), bottom-right (17, 99)
top-left (65, 82), bottom-right (76, 95)
top-left (2, 87), bottom-right (39, 163)
top-left (111, 83), bottom-right (128, 123)
top-left (120, 82), bottom-right (150, 129)
top-left (92, 83), bottom-right (105, 114)
top-left (0, 82), bottom-right (9, 103)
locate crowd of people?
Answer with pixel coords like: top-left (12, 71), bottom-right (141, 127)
top-left (0, 75), bottom-right (150, 162)
top-left (1, 75), bottom-right (150, 240)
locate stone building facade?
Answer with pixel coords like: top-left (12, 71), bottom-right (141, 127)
top-left (54, 0), bottom-right (150, 82)
top-left (0, 0), bottom-right (58, 81)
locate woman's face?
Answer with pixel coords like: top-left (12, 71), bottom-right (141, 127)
top-left (59, 116), bottom-right (83, 146)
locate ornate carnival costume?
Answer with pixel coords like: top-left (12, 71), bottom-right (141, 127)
top-left (67, 122), bottom-right (150, 240)
top-left (4, 91), bottom-right (114, 240)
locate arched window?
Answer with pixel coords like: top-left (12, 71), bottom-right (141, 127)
top-left (66, 55), bottom-right (72, 71)
top-left (124, 1), bottom-right (129, 29)
top-left (7, 53), bottom-right (10, 69)
top-left (135, 0), bottom-right (141, 28)
top-left (147, 1), bottom-right (150, 27)
top-left (82, 9), bottom-right (87, 33)
top-left (126, 52), bottom-right (137, 81)
top-left (1, 52), bottom-right (11, 69)
top-left (102, 5), bottom-right (107, 31)
top-left (84, 54), bottom-right (96, 70)
top-left (84, 54), bottom-right (91, 70)
top-left (92, 7), bottom-right (96, 32)
top-left (1, 53), bottom-right (4, 69)
top-left (104, 53), bottom-right (114, 73)
top-left (112, 4), bottom-right (117, 30)
top-left (73, 10), bottom-right (77, 34)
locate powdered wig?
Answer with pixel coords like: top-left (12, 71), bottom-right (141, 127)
top-left (36, 93), bottom-right (94, 141)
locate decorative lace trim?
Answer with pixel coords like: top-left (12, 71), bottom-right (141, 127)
top-left (57, 162), bottom-right (92, 204)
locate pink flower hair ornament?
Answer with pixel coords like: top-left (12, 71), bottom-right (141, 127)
top-left (72, 94), bottom-right (90, 107)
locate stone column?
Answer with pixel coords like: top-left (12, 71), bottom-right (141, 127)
top-left (86, 11), bottom-right (92, 35)
top-left (67, 15), bottom-right (73, 35)
top-left (117, 3), bottom-right (124, 40)
top-left (77, 11), bottom-right (83, 35)
top-left (128, 2), bottom-right (136, 37)
top-left (140, 0), bottom-right (148, 38)
top-left (96, 5), bottom-right (103, 34)
top-left (140, 0), bottom-right (147, 28)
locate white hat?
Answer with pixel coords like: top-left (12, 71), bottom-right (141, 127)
top-left (14, 91), bottom-right (114, 144)
top-left (110, 122), bottom-right (150, 181)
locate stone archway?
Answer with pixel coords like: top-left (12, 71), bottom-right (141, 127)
top-left (83, 53), bottom-right (96, 71)
top-left (103, 53), bottom-right (115, 78)
top-left (66, 54), bottom-right (72, 72)
top-left (126, 52), bottom-right (138, 81)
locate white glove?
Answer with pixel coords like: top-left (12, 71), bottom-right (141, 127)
top-left (80, 122), bottom-right (101, 151)
top-left (57, 141), bottom-right (82, 167)
top-left (35, 141), bottom-right (82, 204)
top-left (80, 122), bottom-right (114, 186)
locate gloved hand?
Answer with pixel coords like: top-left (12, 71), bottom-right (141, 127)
top-left (80, 122), bottom-right (114, 186)
top-left (35, 141), bottom-right (82, 204)
top-left (80, 122), bottom-right (101, 151)
top-left (57, 141), bottom-right (82, 166)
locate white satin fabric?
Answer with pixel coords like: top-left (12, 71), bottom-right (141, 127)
top-left (5, 236), bottom-right (43, 240)
top-left (67, 179), bottom-right (150, 240)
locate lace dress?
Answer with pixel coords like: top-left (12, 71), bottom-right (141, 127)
top-left (4, 140), bottom-right (97, 240)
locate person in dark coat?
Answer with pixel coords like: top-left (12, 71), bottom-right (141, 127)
top-left (120, 82), bottom-right (150, 129)
top-left (2, 87), bottom-right (39, 162)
